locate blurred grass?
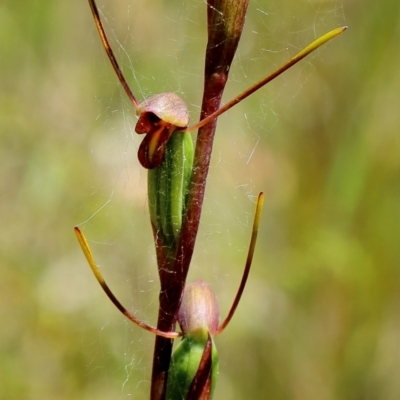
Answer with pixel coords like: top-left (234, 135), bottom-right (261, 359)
top-left (1, 0), bottom-right (400, 399)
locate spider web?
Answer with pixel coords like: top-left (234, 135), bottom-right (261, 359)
top-left (77, 0), bottom-right (346, 398)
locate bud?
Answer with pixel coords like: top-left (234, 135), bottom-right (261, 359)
top-left (166, 281), bottom-right (221, 400)
top-left (178, 280), bottom-right (220, 337)
top-left (166, 332), bottom-right (218, 400)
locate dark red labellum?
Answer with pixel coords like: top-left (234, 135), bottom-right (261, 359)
top-left (137, 122), bottom-right (175, 169)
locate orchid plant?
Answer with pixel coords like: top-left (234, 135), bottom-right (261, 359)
top-left (75, 1), bottom-right (346, 399)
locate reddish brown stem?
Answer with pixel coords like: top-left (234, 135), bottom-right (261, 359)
top-left (150, 1), bottom-right (249, 399)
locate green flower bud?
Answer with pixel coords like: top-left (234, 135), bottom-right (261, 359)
top-left (166, 331), bottom-right (218, 400)
top-left (166, 281), bottom-right (221, 400)
top-left (148, 132), bottom-right (194, 247)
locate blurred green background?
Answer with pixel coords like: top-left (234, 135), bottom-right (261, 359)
top-left (1, 0), bottom-right (399, 399)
